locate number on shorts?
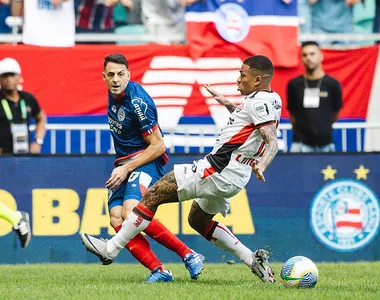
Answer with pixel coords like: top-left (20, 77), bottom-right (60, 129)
top-left (128, 171), bottom-right (140, 182)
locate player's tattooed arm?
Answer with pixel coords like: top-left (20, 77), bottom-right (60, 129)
top-left (252, 123), bottom-right (278, 181)
top-left (258, 123), bottom-right (278, 170)
top-left (204, 84), bottom-right (237, 113)
top-left (141, 171), bottom-right (180, 211)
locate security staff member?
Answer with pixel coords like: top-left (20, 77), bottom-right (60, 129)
top-left (287, 41), bottom-right (343, 152)
top-left (0, 58), bottom-right (46, 154)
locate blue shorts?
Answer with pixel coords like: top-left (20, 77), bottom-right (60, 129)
top-left (107, 161), bottom-right (165, 211)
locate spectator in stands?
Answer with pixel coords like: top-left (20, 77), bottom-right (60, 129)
top-left (297, 0), bottom-right (312, 33)
top-left (310, 0), bottom-right (361, 44)
top-left (287, 41), bottom-right (343, 152)
top-left (141, 0), bottom-right (188, 44)
top-left (0, 58), bottom-right (46, 154)
top-left (114, 0), bottom-right (142, 27)
top-left (75, 0), bottom-right (117, 34)
top-left (22, 0), bottom-right (75, 47)
top-left (0, 0), bottom-right (11, 34)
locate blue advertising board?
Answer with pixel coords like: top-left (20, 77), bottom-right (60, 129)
top-left (0, 154), bottom-right (379, 264)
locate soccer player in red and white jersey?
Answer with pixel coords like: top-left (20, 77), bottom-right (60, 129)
top-left (81, 55), bottom-right (280, 283)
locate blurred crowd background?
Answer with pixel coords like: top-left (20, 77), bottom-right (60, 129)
top-left (0, 0), bottom-right (379, 46)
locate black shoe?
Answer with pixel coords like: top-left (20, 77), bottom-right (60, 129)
top-left (13, 211), bottom-right (31, 248)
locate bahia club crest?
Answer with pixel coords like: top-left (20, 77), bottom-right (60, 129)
top-left (310, 165), bottom-right (380, 252)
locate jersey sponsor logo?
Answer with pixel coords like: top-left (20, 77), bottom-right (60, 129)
top-left (215, 3), bottom-right (250, 43)
top-left (117, 107), bottom-right (125, 122)
top-left (235, 154), bottom-right (256, 166)
top-left (310, 180), bottom-right (380, 252)
top-left (108, 116), bottom-right (122, 134)
top-left (254, 103), bottom-right (269, 117)
top-left (131, 98), bottom-right (147, 121)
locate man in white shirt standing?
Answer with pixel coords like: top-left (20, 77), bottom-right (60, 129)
top-left (81, 55), bottom-right (281, 283)
top-left (23, 0), bottom-right (75, 47)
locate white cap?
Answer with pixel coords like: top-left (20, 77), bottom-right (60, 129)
top-left (0, 58), bottom-right (21, 75)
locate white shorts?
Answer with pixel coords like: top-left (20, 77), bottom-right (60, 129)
top-left (174, 158), bottom-right (241, 217)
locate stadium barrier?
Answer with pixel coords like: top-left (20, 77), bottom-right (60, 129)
top-left (0, 154), bottom-right (379, 264)
top-left (2, 32), bottom-right (380, 44)
top-left (29, 122), bottom-right (380, 154)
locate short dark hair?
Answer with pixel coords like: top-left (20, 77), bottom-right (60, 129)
top-left (104, 54), bottom-right (128, 69)
top-left (301, 41), bottom-right (320, 49)
top-left (243, 55), bottom-right (274, 77)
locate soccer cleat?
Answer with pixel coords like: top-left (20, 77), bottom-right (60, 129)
top-left (13, 211), bottom-right (31, 248)
top-left (251, 249), bottom-right (275, 283)
top-left (80, 233), bottom-right (114, 265)
top-left (183, 252), bottom-right (205, 280)
top-left (145, 267), bottom-right (174, 283)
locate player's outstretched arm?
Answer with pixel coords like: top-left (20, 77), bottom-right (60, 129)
top-left (252, 124), bottom-right (279, 182)
top-left (204, 84), bottom-right (237, 113)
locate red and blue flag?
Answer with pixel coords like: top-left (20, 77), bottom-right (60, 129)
top-left (185, 0), bottom-right (299, 67)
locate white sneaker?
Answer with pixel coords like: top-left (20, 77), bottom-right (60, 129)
top-left (80, 233), bottom-right (114, 265)
top-left (13, 211), bottom-right (31, 248)
top-left (251, 249), bottom-right (275, 283)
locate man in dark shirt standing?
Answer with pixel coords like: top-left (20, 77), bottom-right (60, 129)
top-left (287, 41), bottom-right (343, 152)
top-left (0, 58), bottom-right (46, 154)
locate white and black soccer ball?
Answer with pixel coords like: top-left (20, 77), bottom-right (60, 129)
top-left (280, 256), bottom-right (318, 288)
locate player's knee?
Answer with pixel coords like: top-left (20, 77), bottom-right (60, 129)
top-left (110, 216), bottom-right (123, 229)
top-left (122, 208), bottom-right (133, 220)
top-left (188, 214), bottom-right (206, 234)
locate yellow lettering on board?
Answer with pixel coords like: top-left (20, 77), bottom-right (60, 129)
top-left (154, 203), bottom-right (180, 234)
top-left (33, 189), bottom-right (80, 236)
top-left (0, 190), bottom-right (17, 236)
top-left (181, 189), bottom-right (255, 234)
top-left (80, 188), bottom-right (114, 235)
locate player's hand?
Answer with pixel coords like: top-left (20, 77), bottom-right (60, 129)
top-left (204, 84), bottom-right (231, 107)
top-left (252, 161), bottom-right (266, 182)
top-left (30, 142), bottom-right (42, 154)
top-left (106, 165), bottom-right (131, 190)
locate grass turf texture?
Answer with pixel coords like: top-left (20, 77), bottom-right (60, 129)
top-left (0, 262), bottom-right (379, 300)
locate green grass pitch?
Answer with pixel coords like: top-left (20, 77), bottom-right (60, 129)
top-left (0, 262), bottom-right (379, 299)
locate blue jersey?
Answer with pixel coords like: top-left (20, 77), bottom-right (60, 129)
top-left (108, 81), bottom-right (168, 166)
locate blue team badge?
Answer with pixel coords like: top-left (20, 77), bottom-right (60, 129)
top-left (310, 180), bottom-right (380, 252)
top-left (215, 3), bottom-right (250, 43)
top-left (117, 108), bottom-right (125, 122)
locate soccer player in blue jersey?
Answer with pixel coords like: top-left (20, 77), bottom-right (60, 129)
top-left (81, 53), bottom-right (204, 282)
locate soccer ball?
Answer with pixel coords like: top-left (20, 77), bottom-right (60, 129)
top-left (280, 256), bottom-right (318, 288)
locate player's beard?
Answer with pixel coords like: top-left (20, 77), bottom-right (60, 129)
top-left (3, 88), bottom-right (16, 95)
top-left (305, 65), bottom-right (317, 74)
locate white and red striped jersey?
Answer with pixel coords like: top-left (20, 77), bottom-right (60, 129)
top-left (206, 90), bottom-right (282, 188)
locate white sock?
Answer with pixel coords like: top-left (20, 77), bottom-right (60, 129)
top-left (106, 211), bottom-right (151, 258)
top-left (210, 222), bottom-right (253, 267)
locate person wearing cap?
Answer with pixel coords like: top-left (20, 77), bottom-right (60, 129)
top-left (0, 58), bottom-right (46, 154)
